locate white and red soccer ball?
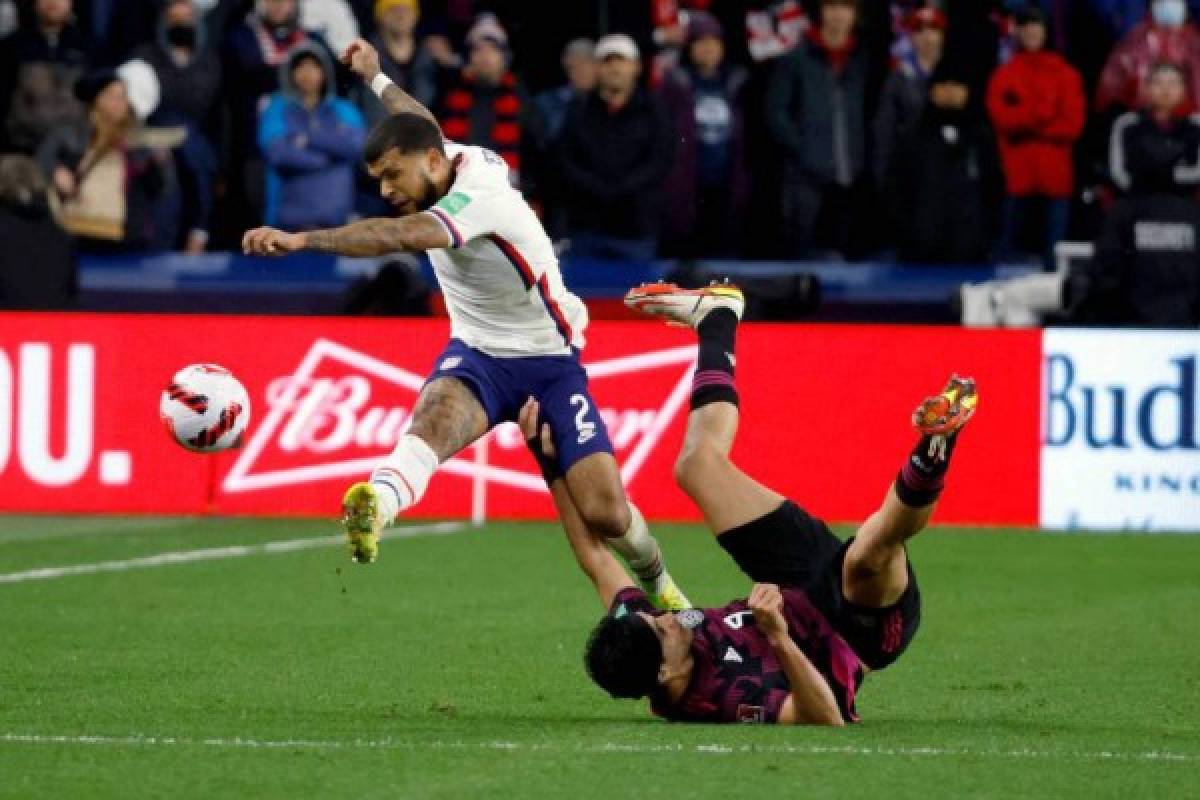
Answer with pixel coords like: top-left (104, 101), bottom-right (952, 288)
top-left (160, 364), bottom-right (251, 453)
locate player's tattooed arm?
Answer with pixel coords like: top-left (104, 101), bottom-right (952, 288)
top-left (303, 214), bottom-right (451, 257)
top-left (378, 83), bottom-right (439, 126)
top-left (342, 37), bottom-right (441, 129)
top-left (749, 584), bottom-right (845, 727)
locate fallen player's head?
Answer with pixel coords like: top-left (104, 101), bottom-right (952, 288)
top-left (364, 113), bottom-right (448, 215)
top-left (584, 611), bottom-right (693, 699)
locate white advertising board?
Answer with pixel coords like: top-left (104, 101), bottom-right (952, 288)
top-left (1041, 330), bottom-right (1200, 531)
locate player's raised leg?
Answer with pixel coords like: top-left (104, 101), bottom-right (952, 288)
top-left (625, 282), bottom-right (785, 534)
top-left (842, 376), bottom-right (978, 608)
top-left (342, 377), bottom-right (489, 563)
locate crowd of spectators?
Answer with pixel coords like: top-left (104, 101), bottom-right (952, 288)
top-left (0, 0), bottom-right (1199, 323)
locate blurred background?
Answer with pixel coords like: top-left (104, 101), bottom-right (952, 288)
top-left (1, 0), bottom-right (1197, 327)
top-left (0, 0), bottom-right (1195, 532)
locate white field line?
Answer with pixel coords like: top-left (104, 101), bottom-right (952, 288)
top-left (0, 733), bottom-right (1195, 763)
top-left (0, 522), bottom-right (465, 585)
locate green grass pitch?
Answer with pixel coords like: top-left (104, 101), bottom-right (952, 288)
top-left (0, 515), bottom-right (1197, 799)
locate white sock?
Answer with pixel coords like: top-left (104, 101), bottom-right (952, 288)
top-left (370, 434), bottom-right (440, 524)
top-left (607, 503), bottom-right (665, 589)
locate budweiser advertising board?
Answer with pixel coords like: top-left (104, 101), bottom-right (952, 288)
top-left (0, 313), bottom-right (1039, 525)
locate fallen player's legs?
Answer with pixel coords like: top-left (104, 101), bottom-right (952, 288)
top-left (841, 488), bottom-right (933, 609)
top-left (651, 288), bottom-right (843, 591)
top-left (824, 378), bottom-right (976, 667)
top-left (634, 286), bottom-right (785, 535)
top-left (842, 379), bottom-right (976, 609)
top-left (674, 401), bottom-right (786, 536)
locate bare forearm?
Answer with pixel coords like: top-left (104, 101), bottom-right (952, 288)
top-left (548, 479), bottom-right (635, 608)
top-left (380, 83), bottom-right (440, 128)
top-left (304, 219), bottom-right (415, 257)
top-left (304, 213), bottom-right (448, 257)
top-left (770, 634), bottom-right (844, 726)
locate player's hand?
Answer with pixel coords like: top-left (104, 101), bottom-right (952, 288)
top-left (748, 583), bottom-right (789, 642)
top-left (242, 227), bottom-right (305, 257)
top-left (518, 397), bottom-right (557, 460)
top-left (342, 37), bottom-right (381, 83)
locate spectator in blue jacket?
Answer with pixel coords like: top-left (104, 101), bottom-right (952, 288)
top-left (258, 43), bottom-right (366, 231)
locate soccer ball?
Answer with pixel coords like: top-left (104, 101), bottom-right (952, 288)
top-left (160, 364), bottom-right (251, 453)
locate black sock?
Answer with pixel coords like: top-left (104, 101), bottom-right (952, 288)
top-left (691, 308), bottom-right (739, 410)
top-left (894, 432), bottom-right (960, 508)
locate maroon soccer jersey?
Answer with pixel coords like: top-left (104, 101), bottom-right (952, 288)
top-left (611, 588), bottom-right (863, 724)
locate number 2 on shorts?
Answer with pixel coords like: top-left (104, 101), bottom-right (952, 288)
top-left (571, 394), bottom-right (597, 445)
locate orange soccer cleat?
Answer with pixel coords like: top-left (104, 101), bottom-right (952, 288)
top-left (913, 375), bottom-right (978, 437)
top-left (623, 281), bottom-right (744, 328)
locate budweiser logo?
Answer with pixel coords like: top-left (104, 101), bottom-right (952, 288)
top-left (224, 338), bottom-right (696, 495)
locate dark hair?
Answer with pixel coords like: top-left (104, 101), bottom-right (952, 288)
top-left (364, 113), bottom-right (445, 163)
top-left (583, 614), bottom-right (663, 699)
top-left (290, 50), bottom-right (323, 71)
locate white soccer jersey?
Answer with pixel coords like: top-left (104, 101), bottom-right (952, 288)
top-left (423, 141), bottom-right (588, 358)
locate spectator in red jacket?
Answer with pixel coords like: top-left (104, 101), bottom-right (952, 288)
top-left (1095, 0), bottom-right (1200, 112)
top-left (987, 7), bottom-right (1086, 266)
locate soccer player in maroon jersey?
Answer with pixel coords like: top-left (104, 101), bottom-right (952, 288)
top-left (518, 281), bottom-right (977, 725)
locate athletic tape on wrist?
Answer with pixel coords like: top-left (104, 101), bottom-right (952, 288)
top-left (370, 73), bottom-right (395, 99)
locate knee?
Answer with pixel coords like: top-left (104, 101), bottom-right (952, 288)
top-left (674, 444), bottom-right (724, 498)
top-left (575, 490), bottom-right (632, 539)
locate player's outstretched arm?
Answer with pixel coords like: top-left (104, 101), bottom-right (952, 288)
top-left (749, 584), bottom-right (845, 727)
top-left (242, 215), bottom-right (450, 258)
top-left (343, 38), bottom-right (440, 129)
top-left (519, 398), bottom-right (635, 609)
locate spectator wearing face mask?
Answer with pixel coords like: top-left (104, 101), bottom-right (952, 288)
top-left (987, 6), bottom-right (1086, 267)
top-left (133, 0), bottom-right (221, 253)
top-left (657, 12), bottom-right (751, 258)
top-left (1088, 0), bottom-right (1200, 39)
top-left (1096, 0), bottom-right (1200, 111)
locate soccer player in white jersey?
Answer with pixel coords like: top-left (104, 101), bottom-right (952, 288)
top-left (242, 38), bottom-right (689, 610)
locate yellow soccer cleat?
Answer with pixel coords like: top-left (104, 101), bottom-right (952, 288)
top-left (341, 482), bottom-right (384, 564)
top-left (647, 571), bottom-right (693, 612)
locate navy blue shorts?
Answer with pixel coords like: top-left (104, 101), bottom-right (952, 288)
top-left (427, 339), bottom-right (614, 473)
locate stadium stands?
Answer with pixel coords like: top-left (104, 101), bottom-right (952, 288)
top-left (0, 0), bottom-right (1197, 325)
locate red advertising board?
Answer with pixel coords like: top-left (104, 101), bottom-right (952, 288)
top-left (0, 313), bottom-right (1040, 525)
